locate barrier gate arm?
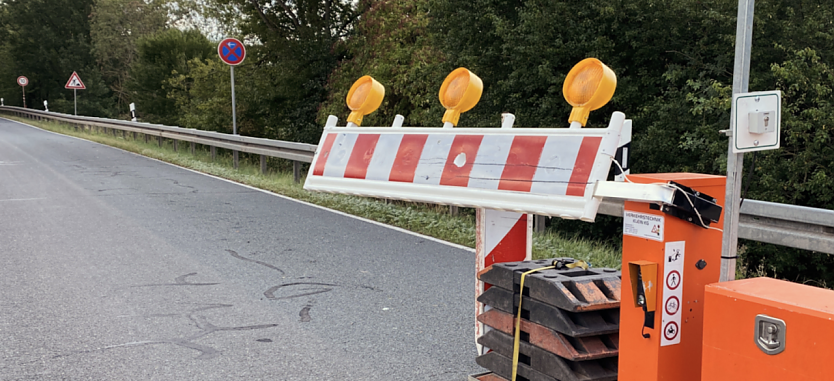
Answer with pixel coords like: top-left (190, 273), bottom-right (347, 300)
top-left (303, 112), bottom-right (657, 222)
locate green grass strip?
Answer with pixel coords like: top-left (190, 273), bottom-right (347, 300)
top-left (6, 115), bottom-right (623, 268)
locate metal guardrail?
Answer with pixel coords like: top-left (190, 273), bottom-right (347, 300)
top-left (0, 106), bottom-right (316, 182)
top-left (596, 195), bottom-right (834, 255)
top-left (3, 106), bottom-right (832, 254)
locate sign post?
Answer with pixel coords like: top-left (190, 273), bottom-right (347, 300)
top-left (65, 71), bottom-right (86, 115)
top-left (17, 76), bottom-right (28, 108)
top-left (217, 38), bottom-right (246, 135)
top-left (218, 38), bottom-right (246, 168)
top-left (720, 0), bottom-right (755, 282)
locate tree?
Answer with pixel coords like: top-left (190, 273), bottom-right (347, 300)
top-left (126, 28), bottom-right (214, 125)
top-left (318, 0), bottom-right (449, 128)
top-left (0, 0), bottom-right (114, 115)
top-left (201, 0), bottom-right (359, 142)
top-left (90, 0), bottom-right (169, 111)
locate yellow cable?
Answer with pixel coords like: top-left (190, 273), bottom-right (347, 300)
top-left (512, 265), bottom-right (555, 381)
top-left (564, 260), bottom-right (589, 270)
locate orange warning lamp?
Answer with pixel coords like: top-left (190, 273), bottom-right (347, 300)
top-left (439, 68), bottom-right (483, 126)
top-left (563, 58), bottom-right (617, 126)
top-left (346, 75), bottom-right (385, 126)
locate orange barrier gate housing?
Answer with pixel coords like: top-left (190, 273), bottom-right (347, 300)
top-left (702, 277), bottom-right (834, 381)
top-left (619, 173), bottom-right (726, 381)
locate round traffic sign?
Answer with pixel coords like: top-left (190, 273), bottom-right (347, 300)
top-left (17, 76), bottom-right (28, 87)
top-left (218, 38), bottom-right (246, 66)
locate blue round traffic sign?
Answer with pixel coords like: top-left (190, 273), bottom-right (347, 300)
top-left (218, 38), bottom-right (246, 66)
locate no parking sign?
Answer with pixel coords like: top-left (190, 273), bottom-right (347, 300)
top-left (218, 38), bottom-right (246, 136)
top-left (218, 38), bottom-right (246, 66)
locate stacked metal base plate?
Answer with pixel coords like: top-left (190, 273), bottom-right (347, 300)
top-left (474, 259), bottom-right (621, 381)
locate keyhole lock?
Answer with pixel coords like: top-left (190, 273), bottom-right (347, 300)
top-left (755, 315), bottom-right (786, 355)
top-left (764, 116), bottom-right (770, 127)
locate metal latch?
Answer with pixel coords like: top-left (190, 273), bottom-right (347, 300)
top-left (755, 315), bottom-right (786, 355)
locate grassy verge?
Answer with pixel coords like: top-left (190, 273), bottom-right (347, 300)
top-left (6, 115), bottom-right (623, 268)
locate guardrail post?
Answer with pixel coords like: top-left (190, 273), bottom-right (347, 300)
top-left (173, 139), bottom-right (178, 152)
top-left (157, 136), bottom-right (162, 147)
top-left (233, 151), bottom-right (239, 169)
top-left (260, 155), bottom-right (266, 174)
top-left (190, 142), bottom-right (195, 155)
top-left (132, 131), bottom-right (137, 140)
top-left (534, 215), bottom-right (547, 233)
top-left (211, 146), bottom-right (216, 161)
top-left (144, 134), bottom-right (148, 144)
top-left (293, 161), bottom-right (301, 183)
top-left (450, 206), bottom-right (459, 216)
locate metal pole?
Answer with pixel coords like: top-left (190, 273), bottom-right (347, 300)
top-left (720, 0), bottom-right (755, 282)
top-left (74, 89), bottom-right (77, 115)
top-left (22, 87), bottom-right (26, 108)
top-left (230, 66), bottom-right (237, 135)
top-left (230, 65), bottom-right (239, 169)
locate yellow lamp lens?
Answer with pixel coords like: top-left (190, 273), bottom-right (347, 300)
top-left (348, 81), bottom-right (372, 110)
top-left (566, 64), bottom-right (604, 105)
top-left (439, 68), bottom-right (483, 126)
top-left (345, 75), bottom-right (385, 126)
top-left (562, 58), bottom-right (617, 126)
top-left (443, 74), bottom-right (469, 108)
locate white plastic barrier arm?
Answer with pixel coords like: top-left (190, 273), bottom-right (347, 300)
top-left (304, 112), bottom-right (626, 222)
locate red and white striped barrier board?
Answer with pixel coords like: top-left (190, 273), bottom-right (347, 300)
top-left (304, 112), bottom-right (625, 221)
top-left (475, 209), bottom-right (532, 354)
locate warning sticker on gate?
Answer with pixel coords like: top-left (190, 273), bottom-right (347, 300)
top-left (661, 241), bottom-right (685, 347)
top-left (623, 211), bottom-right (664, 242)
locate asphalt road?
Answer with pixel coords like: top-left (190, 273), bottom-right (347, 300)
top-left (0, 118), bottom-right (480, 380)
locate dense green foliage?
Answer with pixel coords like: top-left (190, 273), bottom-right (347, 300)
top-left (127, 29), bottom-right (214, 125)
top-left (1, 0), bottom-right (832, 282)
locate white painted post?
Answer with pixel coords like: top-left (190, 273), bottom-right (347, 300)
top-left (43, 100), bottom-right (48, 112)
top-left (130, 103), bottom-right (137, 122)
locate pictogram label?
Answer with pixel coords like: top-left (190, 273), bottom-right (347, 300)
top-left (661, 241), bottom-right (685, 347)
top-left (664, 321), bottom-right (679, 341)
top-left (665, 296), bottom-right (680, 315)
top-left (666, 270), bottom-right (681, 290)
top-left (623, 211), bottom-right (664, 242)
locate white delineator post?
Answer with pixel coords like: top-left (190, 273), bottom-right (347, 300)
top-left (130, 103), bottom-right (137, 122)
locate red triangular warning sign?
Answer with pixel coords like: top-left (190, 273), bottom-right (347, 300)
top-left (65, 71), bottom-right (86, 90)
